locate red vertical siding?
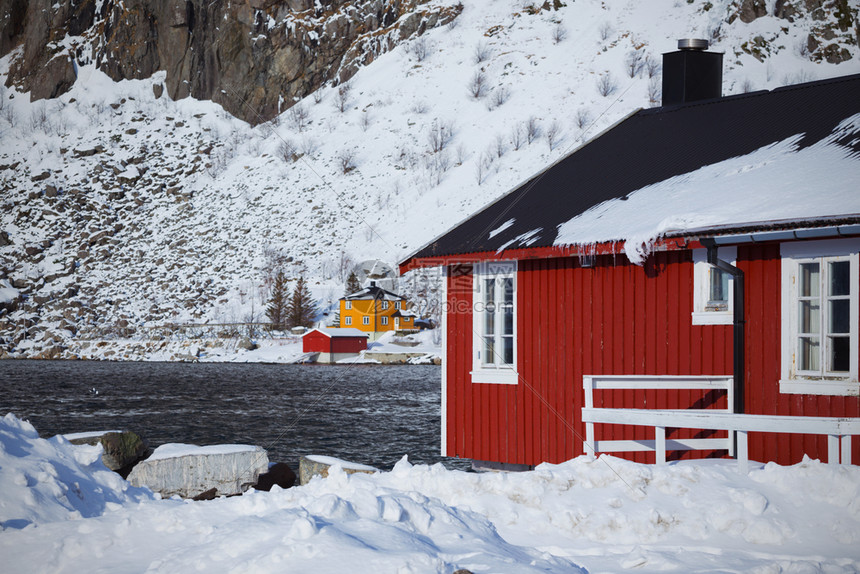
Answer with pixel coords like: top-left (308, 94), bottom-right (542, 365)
top-left (445, 244), bottom-right (859, 468)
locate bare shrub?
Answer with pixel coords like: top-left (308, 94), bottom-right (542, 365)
top-left (494, 133), bottom-right (506, 158)
top-left (647, 78), bottom-right (661, 106)
top-left (526, 116), bottom-right (540, 144)
top-left (552, 23), bottom-right (567, 44)
top-left (740, 77), bottom-right (755, 93)
top-left (335, 83), bottom-right (353, 113)
top-left (410, 35), bottom-right (430, 62)
top-left (545, 120), bottom-right (562, 151)
top-left (289, 103), bottom-right (309, 132)
top-left (300, 136), bottom-right (319, 157)
top-left (596, 73), bottom-right (618, 97)
top-left (360, 111), bottom-right (371, 132)
top-left (645, 54), bottom-right (661, 78)
top-left (474, 41), bottom-right (492, 64)
top-left (599, 22), bottom-right (613, 42)
top-left (489, 85), bottom-right (511, 109)
top-left (427, 151), bottom-right (451, 186)
top-left (412, 100), bottom-right (429, 114)
top-left (475, 151), bottom-right (494, 186)
top-left (312, 90), bottom-right (324, 104)
top-left (510, 123), bottom-right (523, 151)
top-left (469, 71), bottom-right (488, 99)
top-left (339, 149), bottom-right (356, 173)
top-left (575, 108), bottom-right (591, 130)
top-left (625, 50), bottom-right (645, 78)
top-left (427, 119), bottom-right (454, 154)
top-left (455, 144), bottom-right (467, 165)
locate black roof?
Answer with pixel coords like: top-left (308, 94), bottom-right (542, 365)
top-left (404, 74), bottom-right (860, 265)
top-left (342, 284), bottom-right (405, 301)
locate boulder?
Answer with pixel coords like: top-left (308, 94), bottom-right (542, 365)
top-left (254, 462), bottom-right (296, 491)
top-left (237, 337), bottom-right (257, 350)
top-left (65, 430), bottom-right (149, 476)
top-left (128, 444), bottom-right (269, 498)
top-left (298, 455), bottom-right (378, 485)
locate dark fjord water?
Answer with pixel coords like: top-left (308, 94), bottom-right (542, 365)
top-left (0, 361), bottom-right (468, 471)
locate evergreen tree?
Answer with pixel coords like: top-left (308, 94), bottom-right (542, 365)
top-left (266, 271), bottom-right (289, 330)
top-left (286, 276), bottom-right (318, 328)
top-left (344, 271), bottom-right (362, 296)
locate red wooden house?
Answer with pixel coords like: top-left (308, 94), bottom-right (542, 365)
top-left (302, 328), bottom-right (368, 363)
top-left (400, 44), bottom-right (860, 470)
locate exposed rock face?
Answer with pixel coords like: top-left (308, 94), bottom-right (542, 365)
top-left (128, 444), bottom-right (269, 498)
top-left (0, 0), bottom-right (462, 124)
top-left (728, 0), bottom-right (859, 63)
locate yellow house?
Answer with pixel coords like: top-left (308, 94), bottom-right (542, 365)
top-left (339, 282), bottom-right (416, 337)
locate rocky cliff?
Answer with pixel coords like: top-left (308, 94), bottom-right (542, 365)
top-left (0, 0), bottom-right (461, 124)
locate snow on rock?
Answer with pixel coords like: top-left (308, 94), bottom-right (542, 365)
top-left (555, 116), bottom-right (860, 264)
top-left (0, 413), bottom-right (153, 530)
top-left (298, 454), bottom-right (379, 485)
top-left (127, 443), bottom-right (269, 498)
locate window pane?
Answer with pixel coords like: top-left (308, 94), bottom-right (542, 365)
top-left (799, 263), bottom-right (820, 297)
top-left (799, 336), bottom-right (820, 371)
top-left (829, 299), bottom-right (850, 334)
top-left (503, 306), bottom-right (513, 335)
top-left (799, 300), bottom-right (820, 334)
top-left (709, 267), bottom-right (729, 303)
top-left (485, 279), bottom-right (495, 305)
top-left (829, 261), bottom-right (850, 297)
top-left (484, 336), bottom-right (495, 365)
top-left (484, 306), bottom-right (495, 335)
top-left (829, 336), bottom-right (850, 372)
top-left (502, 337), bottom-right (514, 365)
top-left (503, 278), bottom-right (513, 305)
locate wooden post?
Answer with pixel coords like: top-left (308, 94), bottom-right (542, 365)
top-left (737, 430), bottom-right (748, 473)
top-left (842, 436), bottom-right (852, 465)
top-left (828, 434), bottom-right (840, 464)
top-left (656, 426), bottom-right (666, 465)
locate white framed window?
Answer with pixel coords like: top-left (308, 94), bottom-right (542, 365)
top-left (344, 316), bottom-right (352, 326)
top-left (362, 316), bottom-right (370, 325)
top-left (780, 239), bottom-right (859, 396)
top-left (395, 301), bottom-right (402, 310)
top-left (381, 301), bottom-right (389, 310)
top-left (471, 261), bottom-right (518, 384)
top-left (692, 247), bottom-right (736, 325)
top-left (381, 316), bottom-right (389, 326)
top-left (345, 301), bottom-right (352, 310)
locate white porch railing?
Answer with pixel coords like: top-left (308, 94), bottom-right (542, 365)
top-left (582, 375), bottom-right (859, 472)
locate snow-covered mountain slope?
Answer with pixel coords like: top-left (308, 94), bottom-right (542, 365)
top-left (1, 0), bottom-right (859, 358)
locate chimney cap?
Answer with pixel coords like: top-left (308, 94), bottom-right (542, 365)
top-left (677, 38), bottom-right (709, 50)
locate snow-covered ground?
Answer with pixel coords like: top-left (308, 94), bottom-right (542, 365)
top-left (2, 413), bottom-right (858, 573)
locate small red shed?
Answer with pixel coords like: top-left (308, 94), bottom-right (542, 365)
top-left (302, 328), bottom-right (368, 363)
top-left (400, 68), bottom-right (860, 470)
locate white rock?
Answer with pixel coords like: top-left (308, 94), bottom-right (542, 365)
top-left (128, 443), bottom-right (269, 498)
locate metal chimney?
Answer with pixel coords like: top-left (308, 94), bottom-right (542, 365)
top-left (662, 39), bottom-right (723, 106)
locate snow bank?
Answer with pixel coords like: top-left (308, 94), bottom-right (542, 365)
top-left (0, 414), bottom-right (154, 530)
top-left (2, 414), bottom-right (859, 572)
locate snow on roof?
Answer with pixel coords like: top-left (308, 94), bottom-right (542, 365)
top-left (305, 327), bottom-right (369, 338)
top-left (402, 74), bottom-right (860, 267)
top-left (557, 113), bottom-right (860, 264)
